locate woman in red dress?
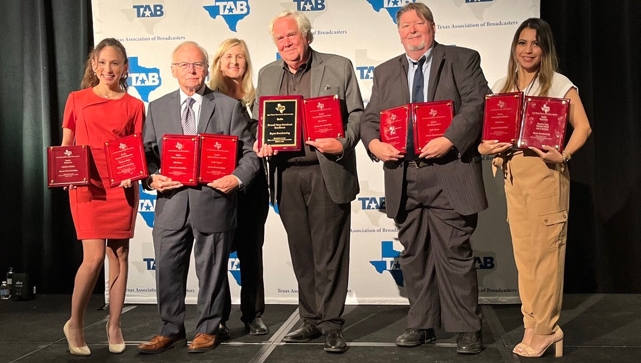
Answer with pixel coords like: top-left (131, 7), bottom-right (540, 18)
top-left (61, 38), bottom-right (145, 355)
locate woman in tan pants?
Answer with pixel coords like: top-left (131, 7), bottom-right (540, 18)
top-left (479, 18), bottom-right (592, 358)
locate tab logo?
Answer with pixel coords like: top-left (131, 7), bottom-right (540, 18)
top-left (475, 256), bottom-right (495, 270)
top-left (143, 257), bottom-right (156, 270)
top-left (293, 0), bottom-right (326, 11)
top-left (213, 0), bottom-right (248, 14)
top-left (370, 241), bottom-right (404, 287)
top-left (366, 0), bottom-right (415, 24)
top-left (228, 251), bottom-right (242, 285)
top-left (127, 56), bottom-right (162, 103)
top-left (356, 66), bottom-right (375, 80)
top-left (133, 4), bottom-right (165, 18)
top-left (383, 0), bottom-right (413, 7)
top-left (203, 1), bottom-right (250, 32)
top-left (137, 184), bottom-right (156, 228)
top-left (357, 196), bottom-right (385, 210)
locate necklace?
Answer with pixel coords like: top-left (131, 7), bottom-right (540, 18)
top-left (93, 87), bottom-right (122, 99)
top-left (517, 71), bottom-right (539, 96)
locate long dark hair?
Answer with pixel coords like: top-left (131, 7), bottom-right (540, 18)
top-left (501, 18), bottom-right (558, 96)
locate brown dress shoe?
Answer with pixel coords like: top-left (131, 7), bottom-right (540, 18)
top-left (137, 334), bottom-right (186, 354)
top-left (188, 333), bottom-right (216, 353)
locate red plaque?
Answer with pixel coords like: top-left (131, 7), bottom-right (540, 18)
top-left (47, 145), bottom-right (90, 188)
top-left (104, 133), bottom-right (148, 187)
top-left (198, 134), bottom-right (238, 184)
top-left (160, 134), bottom-right (199, 186)
top-left (413, 101), bottom-right (453, 154)
top-left (518, 96), bottom-right (569, 151)
top-left (483, 92), bottom-right (523, 143)
top-left (302, 95), bottom-right (344, 140)
top-left (380, 105), bottom-right (410, 153)
top-left (257, 95), bottom-right (303, 151)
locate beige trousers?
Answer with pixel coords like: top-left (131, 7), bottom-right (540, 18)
top-left (504, 151), bottom-right (569, 335)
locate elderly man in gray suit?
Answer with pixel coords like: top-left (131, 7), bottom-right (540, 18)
top-left (253, 10), bottom-right (363, 354)
top-left (360, 3), bottom-right (489, 355)
top-left (137, 41), bottom-right (259, 354)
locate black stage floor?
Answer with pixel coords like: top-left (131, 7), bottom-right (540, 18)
top-left (1, 294), bottom-right (639, 362)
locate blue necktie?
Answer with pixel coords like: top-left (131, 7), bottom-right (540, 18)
top-left (407, 56), bottom-right (425, 159)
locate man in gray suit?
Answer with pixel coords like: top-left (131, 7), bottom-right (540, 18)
top-left (253, 10), bottom-right (363, 354)
top-left (137, 41), bottom-right (259, 354)
top-left (360, 3), bottom-right (489, 354)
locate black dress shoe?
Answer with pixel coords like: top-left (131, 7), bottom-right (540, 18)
top-left (245, 317), bottom-right (268, 335)
top-left (217, 322), bottom-right (230, 340)
top-left (283, 323), bottom-right (322, 343)
top-left (323, 329), bottom-right (348, 353)
top-left (395, 328), bottom-right (436, 347)
top-left (456, 331), bottom-right (484, 354)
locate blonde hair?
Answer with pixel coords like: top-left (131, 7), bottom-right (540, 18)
top-left (500, 18), bottom-right (558, 96)
top-left (80, 38), bottom-right (129, 90)
top-left (208, 38), bottom-right (256, 108)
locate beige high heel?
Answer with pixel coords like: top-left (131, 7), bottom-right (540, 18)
top-left (106, 321), bottom-right (126, 354)
top-left (63, 320), bottom-right (91, 356)
top-left (512, 327), bottom-right (534, 354)
top-left (514, 328), bottom-right (564, 358)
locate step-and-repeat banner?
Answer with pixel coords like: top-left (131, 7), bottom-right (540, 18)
top-left (94, 0), bottom-right (539, 305)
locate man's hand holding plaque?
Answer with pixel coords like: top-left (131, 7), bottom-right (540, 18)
top-left (379, 101), bottom-right (453, 157)
top-left (198, 134), bottom-right (238, 184)
top-left (47, 145), bottom-right (91, 188)
top-left (104, 133), bottom-right (148, 188)
top-left (379, 105), bottom-right (411, 154)
top-left (518, 96), bottom-right (570, 152)
top-left (302, 95), bottom-right (344, 140)
top-left (160, 134), bottom-right (199, 186)
top-left (483, 92), bottom-right (523, 143)
top-left (413, 101), bottom-right (453, 154)
top-left (257, 95), bottom-right (303, 152)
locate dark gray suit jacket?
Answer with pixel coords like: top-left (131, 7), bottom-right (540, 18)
top-left (252, 49), bottom-right (364, 204)
top-left (361, 42), bottom-right (489, 218)
top-left (144, 87), bottom-right (259, 233)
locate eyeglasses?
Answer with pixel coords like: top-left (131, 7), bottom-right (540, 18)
top-left (172, 62), bottom-right (206, 70)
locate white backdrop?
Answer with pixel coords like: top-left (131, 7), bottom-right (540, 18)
top-left (94, 0), bottom-right (540, 305)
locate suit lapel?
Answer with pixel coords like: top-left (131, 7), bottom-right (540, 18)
top-left (427, 43), bottom-right (445, 102)
top-left (198, 87), bottom-right (215, 133)
top-left (398, 56), bottom-right (411, 102)
top-left (169, 91), bottom-right (183, 135)
top-left (265, 66), bottom-right (285, 96)
top-left (310, 50), bottom-right (325, 96)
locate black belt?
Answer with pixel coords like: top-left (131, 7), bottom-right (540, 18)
top-left (405, 159), bottom-right (432, 168)
top-left (285, 160), bottom-right (320, 166)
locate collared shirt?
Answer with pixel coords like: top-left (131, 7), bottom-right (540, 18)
top-left (279, 58), bottom-right (312, 99)
top-left (179, 85), bottom-right (206, 128)
top-left (277, 51), bottom-right (318, 164)
top-left (406, 47), bottom-right (434, 103)
top-left (178, 85), bottom-right (243, 187)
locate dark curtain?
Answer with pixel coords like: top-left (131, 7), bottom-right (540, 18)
top-left (0, 0), bottom-right (93, 293)
top-left (0, 0), bottom-right (639, 293)
top-left (541, 1), bottom-right (641, 292)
